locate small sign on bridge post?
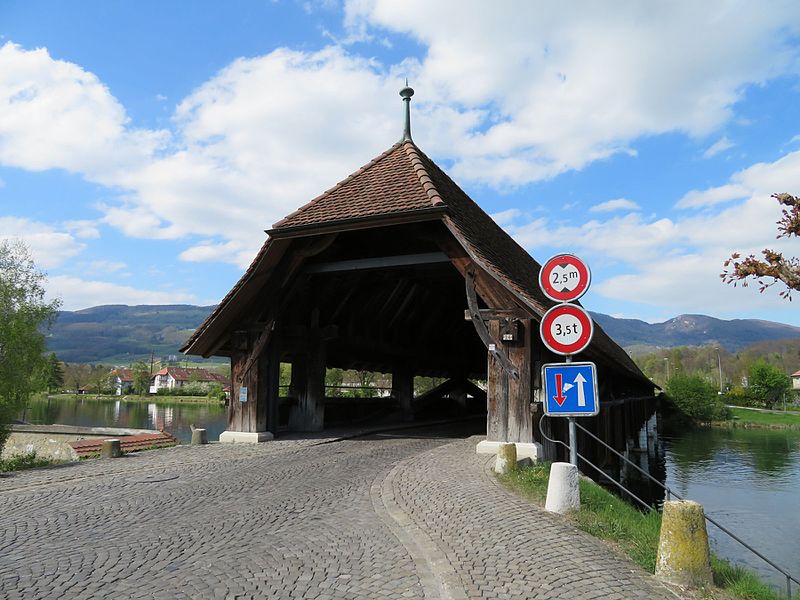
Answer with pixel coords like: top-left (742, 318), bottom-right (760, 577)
top-left (538, 253), bottom-right (598, 466)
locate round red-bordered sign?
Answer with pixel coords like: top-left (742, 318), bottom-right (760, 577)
top-left (539, 254), bottom-right (591, 302)
top-left (540, 304), bottom-right (594, 356)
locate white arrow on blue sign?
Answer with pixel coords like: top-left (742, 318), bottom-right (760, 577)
top-left (542, 362), bottom-right (599, 417)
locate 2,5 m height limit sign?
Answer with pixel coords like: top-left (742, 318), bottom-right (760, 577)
top-left (538, 254), bottom-right (591, 303)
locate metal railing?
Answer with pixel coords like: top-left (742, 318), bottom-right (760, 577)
top-left (538, 415), bottom-right (798, 599)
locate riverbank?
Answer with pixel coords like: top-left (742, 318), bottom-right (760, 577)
top-left (499, 463), bottom-right (787, 600)
top-left (46, 393), bottom-right (224, 405)
top-left (716, 406), bottom-right (800, 429)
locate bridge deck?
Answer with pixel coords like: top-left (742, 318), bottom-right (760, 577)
top-left (0, 425), bottom-right (676, 599)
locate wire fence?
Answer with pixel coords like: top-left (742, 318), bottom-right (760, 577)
top-left (537, 414), bottom-right (798, 599)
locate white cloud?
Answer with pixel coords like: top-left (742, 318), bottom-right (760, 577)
top-left (678, 150), bottom-right (800, 210)
top-left (47, 275), bottom-right (196, 311)
top-left (77, 260), bottom-right (128, 276)
top-left (64, 219), bottom-right (100, 239)
top-left (347, 1), bottom-right (800, 185)
top-left (509, 149), bottom-right (800, 314)
top-left (590, 198), bottom-right (640, 213)
top-left (509, 212), bottom-right (678, 264)
top-left (98, 46), bottom-right (403, 258)
top-left (179, 240), bottom-right (256, 269)
top-left (0, 217), bottom-right (85, 268)
top-left (702, 135), bottom-right (734, 158)
top-left (676, 183), bottom-right (749, 209)
top-left (490, 208), bottom-right (521, 226)
top-left (0, 42), bottom-right (168, 178)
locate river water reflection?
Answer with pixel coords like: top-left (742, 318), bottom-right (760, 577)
top-left (23, 395), bottom-right (227, 444)
top-left (663, 426), bottom-right (800, 590)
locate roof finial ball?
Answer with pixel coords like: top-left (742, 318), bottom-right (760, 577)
top-left (399, 80), bottom-right (415, 143)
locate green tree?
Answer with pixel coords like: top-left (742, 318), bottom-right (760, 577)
top-left (0, 240), bottom-right (60, 451)
top-left (86, 364), bottom-right (112, 395)
top-left (131, 360), bottom-right (151, 395)
top-left (748, 359), bottom-right (791, 409)
top-left (40, 353), bottom-right (64, 393)
top-left (666, 374), bottom-right (728, 422)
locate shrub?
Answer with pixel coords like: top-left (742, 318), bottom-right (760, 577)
top-left (666, 374), bottom-right (729, 422)
top-left (723, 386), bottom-right (758, 407)
top-left (748, 360), bottom-right (791, 409)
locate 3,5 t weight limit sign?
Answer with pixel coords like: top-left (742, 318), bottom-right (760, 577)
top-left (539, 304), bottom-right (594, 355)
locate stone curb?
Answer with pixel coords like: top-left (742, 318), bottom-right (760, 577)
top-left (371, 441), bottom-right (470, 600)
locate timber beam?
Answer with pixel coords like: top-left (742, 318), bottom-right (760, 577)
top-left (303, 252), bottom-right (449, 274)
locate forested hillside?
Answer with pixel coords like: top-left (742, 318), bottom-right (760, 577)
top-left (46, 304), bottom-right (800, 365)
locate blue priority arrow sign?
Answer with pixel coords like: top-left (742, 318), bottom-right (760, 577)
top-left (542, 361), bottom-right (599, 417)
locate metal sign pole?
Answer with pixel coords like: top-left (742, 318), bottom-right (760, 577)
top-left (565, 354), bottom-right (577, 466)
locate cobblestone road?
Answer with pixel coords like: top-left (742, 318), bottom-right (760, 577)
top-left (0, 425), bottom-right (678, 599)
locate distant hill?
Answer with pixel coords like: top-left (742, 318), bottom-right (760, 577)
top-left (47, 304), bottom-right (216, 364)
top-left (45, 304), bottom-right (800, 364)
top-left (591, 312), bottom-right (800, 352)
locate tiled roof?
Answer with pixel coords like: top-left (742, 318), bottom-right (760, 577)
top-left (111, 368), bottom-right (134, 382)
top-left (69, 432), bottom-right (178, 457)
top-left (183, 139), bottom-right (648, 384)
top-left (154, 367), bottom-right (228, 384)
top-left (272, 142), bottom-right (444, 230)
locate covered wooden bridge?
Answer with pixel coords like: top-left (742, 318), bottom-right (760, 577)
top-left (181, 86), bottom-right (655, 459)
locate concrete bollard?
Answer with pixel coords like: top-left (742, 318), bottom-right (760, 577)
top-left (101, 439), bottom-right (121, 458)
top-left (545, 462), bottom-right (580, 513)
top-left (191, 428), bottom-right (208, 445)
top-left (494, 443), bottom-right (517, 474)
top-left (656, 500), bottom-right (713, 587)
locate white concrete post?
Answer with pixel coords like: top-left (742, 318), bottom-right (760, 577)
top-left (545, 462), bottom-right (580, 513)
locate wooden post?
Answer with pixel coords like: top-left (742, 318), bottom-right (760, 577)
top-left (287, 355), bottom-right (307, 431)
top-left (296, 339), bottom-right (325, 432)
top-left (487, 320), bottom-right (509, 442)
top-left (259, 342), bottom-right (278, 433)
top-left (392, 368), bottom-right (414, 422)
top-left (507, 318), bottom-right (533, 443)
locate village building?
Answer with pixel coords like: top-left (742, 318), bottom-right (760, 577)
top-left (149, 366), bottom-right (228, 394)
top-left (792, 369), bottom-right (800, 390)
top-left (110, 368), bottom-right (135, 396)
top-left (182, 86), bottom-right (656, 463)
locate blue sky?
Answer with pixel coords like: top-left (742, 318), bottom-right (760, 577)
top-left (2, 1), bottom-right (800, 326)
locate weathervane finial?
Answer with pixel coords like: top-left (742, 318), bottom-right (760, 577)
top-left (399, 81), bottom-right (415, 142)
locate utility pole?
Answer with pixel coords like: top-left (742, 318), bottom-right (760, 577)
top-left (149, 350), bottom-right (155, 394)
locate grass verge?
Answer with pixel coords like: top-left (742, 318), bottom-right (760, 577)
top-left (718, 407), bottom-right (800, 429)
top-left (47, 393), bottom-right (223, 404)
top-left (0, 452), bottom-right (56, 472)
top-left (498, 463), bottom-right (788, 599)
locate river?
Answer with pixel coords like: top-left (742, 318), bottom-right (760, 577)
top-left (663, 425), bottom-right (800, 591)
top-left (20, 396), bottom-right (800, 590)
top-left (22, 395), bottom-right (227, 444)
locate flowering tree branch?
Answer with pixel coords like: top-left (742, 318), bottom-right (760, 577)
top-left (721, 193), bottom-right (800, 300)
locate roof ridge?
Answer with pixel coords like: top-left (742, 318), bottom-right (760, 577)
top-left (402, 141), bottom-right (445, 208)
top-left (272, 142), bottom-right (404, 229)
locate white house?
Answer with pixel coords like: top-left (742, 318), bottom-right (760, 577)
top-left (110, 368), bottom-right (135, 396)
top-left (149, 367), bottom-right (228, 394)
